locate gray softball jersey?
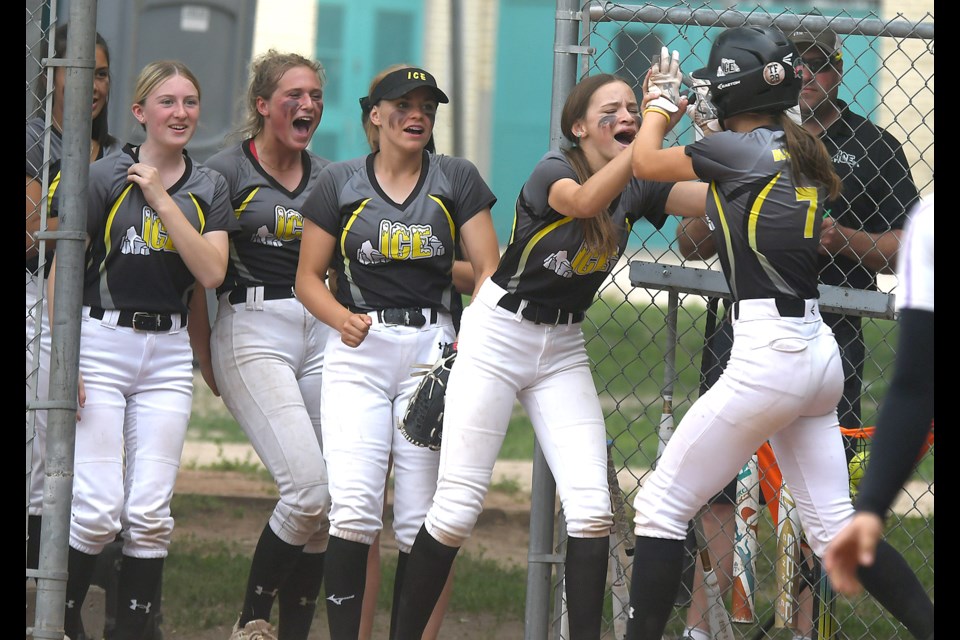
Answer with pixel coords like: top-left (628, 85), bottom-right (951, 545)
top-left (205, 140), bottom-right (330, 294)
top-left (302, 150), bottom-right (496, 312)
top-left (67, 144), bottom-right (238, 314)
top-left (493, 150), bottom-right (671, 313)
top-left (687, 127), bottom-right (824, 302)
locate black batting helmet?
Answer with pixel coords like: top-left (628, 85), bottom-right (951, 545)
top-left (691, 26), bottom-right (801, 123)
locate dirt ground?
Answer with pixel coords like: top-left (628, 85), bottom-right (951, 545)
top-left (166, 468), bottom-right (534, 640)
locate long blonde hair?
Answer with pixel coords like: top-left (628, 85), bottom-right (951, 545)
top-left (558, 74), bottom-right (623, 257)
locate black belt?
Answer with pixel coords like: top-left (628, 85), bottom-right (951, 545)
top-left (228, 285), bottom-right (296, 305)
top-left (351, 307), bottom-right (440, 327)
top-left (90, 306), bottom-right (177, 332)
top-left (733, 297), bottom-right (806, 320)
top-left (497, 292), bottom-right (584, 325)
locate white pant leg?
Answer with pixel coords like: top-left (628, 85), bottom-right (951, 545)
top-left (389, 319), bottom-right (456, 552)
top-left (212, 297), bottom-right (331, 548)
top-left (767, 326), bottom-right (852, 558)
top-left (633, 314), bottom-right (844, 540)
top-left (426, 286), bottom-right (545, 547)
top-left (121, 335), bottom-right (193, 558)
top-left (72, 311), bottom-right (193, 557)
top-left (322, 315), bottom-right (454, 552)
top-left (26, 274), bottom-right (51, 516)
top-left (518, 325), bottom-right (612, 538)
top-left (768, 414), bottom-right (854, 558)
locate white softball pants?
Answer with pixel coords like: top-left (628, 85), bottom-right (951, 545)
top-left (632, 298), bottom-right (851, 557)
top-left (212, 294), bottom-right (331, 551)
top-left (71, 306), bottom-right (193, 558)
top-left (321, 311), bottom-right (455, 553)
top-left (425, 279), bottom-right (613, 548)
top-left (26, 272), bottom-right (51, 517)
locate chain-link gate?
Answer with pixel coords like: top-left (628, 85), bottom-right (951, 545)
top-left (535, 2), bottom-right (933, 639)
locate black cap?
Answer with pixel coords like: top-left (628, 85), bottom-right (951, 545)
top-left (359, 67), bottom-right (449, 113)
top-left (788, 26), bottom-right (843, 62)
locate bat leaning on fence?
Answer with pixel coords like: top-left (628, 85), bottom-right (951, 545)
top-left (731, 454), bottom-right (760, 623)
top-left (693, 509), bottom-right (736, 640)
top-left (774, 482), bottom-right (804, 629)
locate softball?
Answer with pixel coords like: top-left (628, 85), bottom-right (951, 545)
top-left (848, 451), bottom-right (869, 496)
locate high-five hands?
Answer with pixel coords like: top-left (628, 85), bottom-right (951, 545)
top-left (687, 81), bottom-right (721, 139)
top-left (648, 46), bottom-right (683, 113)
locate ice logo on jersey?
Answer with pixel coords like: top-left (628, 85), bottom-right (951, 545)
top-left (543, 251), bottom-right (573, 278)
top-left (121, 226), bottom-right (150, 256)
top-left (545, 244), bottom-right (617, 277)
top-left (357, 220), bottom-right (447, 265)
top-left (253, 204), bottom-right (303, 246)
top-left (253, 225), bottom-right (284, 248)
top-left (357, 240), bottom-right (388, 265)
top-left (715, 57), bottom-right (741, 78)
top-left (132, 205), bottom-right (176, 253)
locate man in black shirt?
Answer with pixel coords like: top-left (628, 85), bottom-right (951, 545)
top-left (789, 26), bottom-right (920, 454)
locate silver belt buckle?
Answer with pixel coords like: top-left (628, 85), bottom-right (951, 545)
top-left (132, 312), bottom-right (163, 331)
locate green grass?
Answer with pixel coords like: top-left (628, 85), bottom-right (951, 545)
top-left (163, 494), bottom-right (527, 633)
top-left (164, 491), bottom-right (932, 638)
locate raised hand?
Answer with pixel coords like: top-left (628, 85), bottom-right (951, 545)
top-left (687, 81), bottom-right (721, 139)
top-left (648, 46), bottom-right (683, 113)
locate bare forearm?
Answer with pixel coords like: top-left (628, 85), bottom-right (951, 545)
top-left (840, 227), bottom-right (901, 274)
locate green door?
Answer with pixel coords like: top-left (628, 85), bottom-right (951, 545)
top-left (312, 0), bottom-right (424, 162)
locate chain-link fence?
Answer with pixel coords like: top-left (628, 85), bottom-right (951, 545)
top-left (26, 0), bottom-right (933, 637)
top-left (27, 1), bottom-right (104, 637)
top-left (535, 2), bottom-right (933, 639)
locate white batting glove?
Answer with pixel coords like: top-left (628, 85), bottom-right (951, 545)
top-left (686, 82), bottom-right (721, 140)
top-left (648, 46), bottom-right (683, 114)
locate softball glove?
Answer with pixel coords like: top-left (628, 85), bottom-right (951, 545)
top-left (399, 341), bottom-right (457, 451)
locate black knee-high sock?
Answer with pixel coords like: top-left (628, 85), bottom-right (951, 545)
top-left (388, 550), bottom-right (410, 640)
top-left (565, 535), bottom-right (610, 640)
top-left (277, 550), bottom-right (325, 640)
top-left (241, 524), bottom-right (304, 626)
top-left (64, 547), bottom-right (99, 639)
top-left (393, 525), bottom-right (460, 640)
top-left (113, 555), bottom-right (164, 639)
top-left (323, 536), bottom-right (370, 640)
top-left (27, 515), bottom-right (42, 576)
top-left (625, 535), bottom-right (685, 640)
top-left (858, 539), bottom-right (934, 640)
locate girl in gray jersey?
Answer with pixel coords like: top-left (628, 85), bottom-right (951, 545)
top-left (626, 26), bottom-right (933, 640)
top-left (48, 60), bottom-right (236, 640)
top-left (189, 50), bottom-right (332, 640)
top-left (393, 74), bottom-right (709, 639)
top-left (296, 65), bottom-right (501, 638)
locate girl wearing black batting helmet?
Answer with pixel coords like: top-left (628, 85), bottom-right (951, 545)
top-left (625, 25), bottom-right (933, 640)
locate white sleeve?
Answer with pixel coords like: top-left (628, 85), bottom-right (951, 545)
top-left (895, 194), bottom-right (934, 313)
